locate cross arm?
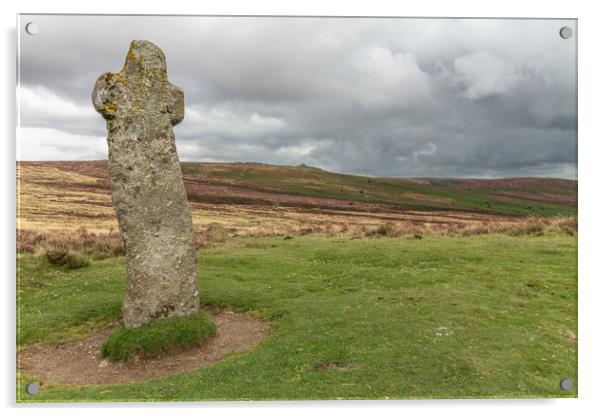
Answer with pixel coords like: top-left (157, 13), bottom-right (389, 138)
top-left (92, 72), bottom-right (124, 120)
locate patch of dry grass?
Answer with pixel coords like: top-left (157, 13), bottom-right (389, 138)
top-left (16, 161), bottom-right (577, 260)
top-left (17, 228), bottom-right (124, 262)
top-left (17, 163), bottom-right (117, 233)
top-left (362, 216), bottom-right (577, 238)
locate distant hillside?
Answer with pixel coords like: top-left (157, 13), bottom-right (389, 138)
top-left (19, 160), bottom-right (576, 217)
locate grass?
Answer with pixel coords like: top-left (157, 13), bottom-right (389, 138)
top-left (101, 312), bottom-right (216, 362)
top-left (18, 162), bottom-right (577, 238)
top-left (17, 233), bottom-right (577, 401)
top-left (45, 247), bottom-right (90, 269)
top-left (17, 217), bottom-right (577, 265)
top-left (16, 161), bottom-right (577, 265)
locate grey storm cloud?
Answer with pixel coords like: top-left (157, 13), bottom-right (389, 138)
top-left (18, 15), bottom-right (577, 178)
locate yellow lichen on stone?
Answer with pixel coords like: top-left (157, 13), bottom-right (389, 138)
top-left (105, 102), bottom-right (117, 113)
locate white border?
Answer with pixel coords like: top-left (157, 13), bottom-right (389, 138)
top-left (3, 1), bottom-right (601, 415)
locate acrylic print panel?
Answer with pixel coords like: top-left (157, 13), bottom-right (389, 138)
top-left (16, 15), bottom-right (577, 402)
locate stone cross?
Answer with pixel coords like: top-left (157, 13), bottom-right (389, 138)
top-left (92, 40), bottom-right (199, 328)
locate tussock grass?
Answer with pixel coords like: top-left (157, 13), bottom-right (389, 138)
top-left (18, 228), bottom-right (124, 260)
top-left (100, 312), bottom-right (216, 362)
top-left (19, 224), bottom-right (233, 261)
top-left (45, 247), bottom-right (90, 269)
top-left (363, 216), bottom-right (577, 239)
top-left (17, 216), bottom-right (578, 267)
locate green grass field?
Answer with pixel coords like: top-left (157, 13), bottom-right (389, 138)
top-left (17, 233), bottom-right (577, 402)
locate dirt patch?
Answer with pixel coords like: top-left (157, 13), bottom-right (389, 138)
top-left (313, 361), bottom-right (359, 371)
top-left (18, 309), bottom-right (270, 385)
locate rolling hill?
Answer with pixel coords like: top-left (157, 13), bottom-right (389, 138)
top-left (16, 161), bottom-right (577, 238)
top-left (21, 160), bottom-right (575, 213)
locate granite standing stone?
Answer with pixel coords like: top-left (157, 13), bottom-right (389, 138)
top-left (92, 40), bottom-right (199, 328)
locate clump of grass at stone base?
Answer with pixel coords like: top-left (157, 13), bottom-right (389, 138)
top-left (101, 311), bottom-right (216, 362)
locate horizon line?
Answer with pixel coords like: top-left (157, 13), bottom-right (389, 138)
top-left (15, 159), bottom-right (578, 182)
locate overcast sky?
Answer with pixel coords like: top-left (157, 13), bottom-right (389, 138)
top-left (18, 15), bottom-right (577, 179)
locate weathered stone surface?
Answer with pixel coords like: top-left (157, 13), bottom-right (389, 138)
top-left (92, 40), bottom-right (198, 328)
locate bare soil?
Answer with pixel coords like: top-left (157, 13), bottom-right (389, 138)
top-left (18, 309), bottom-right (270, 385)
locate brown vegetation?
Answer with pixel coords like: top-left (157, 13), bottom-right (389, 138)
top-left (16, 161), bottom-right (577, 264)
top-left (450, 177), bottom-right (577, 206)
